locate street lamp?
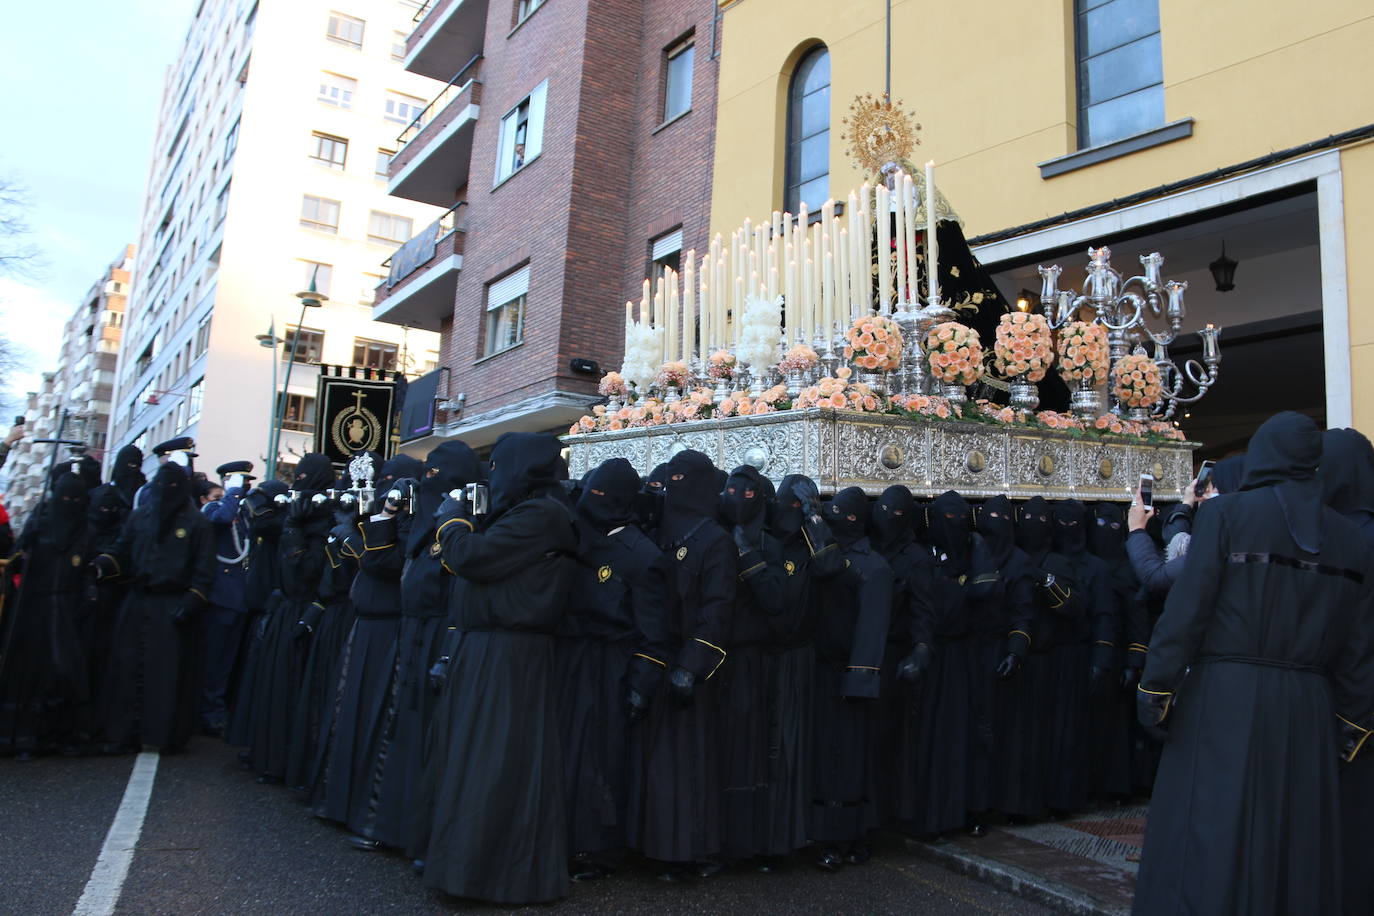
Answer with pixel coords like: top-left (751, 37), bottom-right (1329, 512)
top-left (264, 269), bottom-right (327, 480)
top-left (256, 319), bottom-right (284, 478)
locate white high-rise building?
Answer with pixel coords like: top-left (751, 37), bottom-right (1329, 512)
top-left (109, 0), bottom-right (444, 478)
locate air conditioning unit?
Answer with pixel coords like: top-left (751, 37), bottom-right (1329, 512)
top-left (146, 393), bottom-right (161, 405)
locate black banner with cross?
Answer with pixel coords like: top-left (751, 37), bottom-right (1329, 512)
top-left (314, 366), bottom-right (401, 467)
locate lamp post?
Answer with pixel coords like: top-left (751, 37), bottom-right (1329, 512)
top-left (265, 270), bottom-right (327, 481)
top-left (256, 318), bottom-right (283, 479)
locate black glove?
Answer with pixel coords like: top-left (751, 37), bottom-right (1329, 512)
top-left (1339, 716), bottom-right (1372, 763)
top-left (170, 593), bottom-right (204, 627)
top-left (897, 643), bottom-right (933, 685)
top-left (667, 667), bottom-right (695, 707)
top-left (434, 495), bottom-right (470, 529)
top-left (1089, 665), bottom-right (1109, 695)
top-left (291, 621), bottom-right (313, 641)
top-left (427, 656), bottom-right (451, 694)
top-left (626, 687), bottom-right (649, 723)
top-left (995, 653), bottom-right (1022, 680)
top-left (91, 554), bottom-right (116, 580)
top-left (1136, 686), bottom-right (1172, 741)
top-left (732, 524), bottom-right (758, 555)
top-left (287, 495), bottom-right (314, 521)
top-left (1120, 665), bottom-right (1142, 692)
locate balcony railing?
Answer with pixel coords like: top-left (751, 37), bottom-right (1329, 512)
top-left (412, 0), bottom-right (435, 22)
top-left (383, 201), bottom-right (466, 288)
top-left (396, 55), bottom-right (482, 150)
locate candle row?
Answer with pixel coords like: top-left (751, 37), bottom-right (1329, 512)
top-left (620, 166), bottom-right (942, 372)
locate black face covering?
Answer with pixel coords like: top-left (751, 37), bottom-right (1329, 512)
top-left (636, 463), bottom-right (669, 531)
top-left (245, 480), bottom-right (289, 538)
top-left (977, 495), bottom-right (1016, 567)
top-left (487, 432), bottom-right (564, 519)
top-left (870, 485), bottom-right (915, 554)
top-left (1017, 496), bottom-right (1054, 557)
top-left (660, 450), bottom-right (720, 545)
top-left (294, 453), bottom-right (335, 493)
top-left (1240, 411), bottom-right (1325, 553)
top-left (112, 445), bottom-right (146, 499)
top-left (720, 466), bottom-right (769, 544)
top-left (771, 474), bottom-right (818, 540)
top-left (826, 486), bottom-right (870, 548)
top-left (1053, 499), bottom-right (1089, 557)
top-left (409, 441), bottom-right (481, 552)
top-left (1211, 455), bottom-right (1246, 495)
top-left (928, 490), bottom-right (972, 572)
top-left (1088, 502), bottom-right (1127, 562)
top-left (577, 458), bottom-right (641, 535)
top-left (45, 472), bottom-right (89, 551)
top-left (1321, 429), bottom-right (1374, 516)
top-left (149, 463), bottom-right (192, 537)
top-left (88, 485), bottom-right (127, 535)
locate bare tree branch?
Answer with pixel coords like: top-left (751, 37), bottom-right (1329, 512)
top-left (0, 178), bottom-right (42, 279)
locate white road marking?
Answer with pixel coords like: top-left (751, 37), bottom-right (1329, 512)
top-left (72, 751), bottom-right (160, 916)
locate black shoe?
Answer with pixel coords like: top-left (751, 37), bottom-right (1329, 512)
top-left (968, 823), bottom-right (987, 838)
top-left (755, 856), bottom-right (783, 873)
top-left (347, 835), bottom-right (381, 851)
top-left (13, 750), bottom-right (34, 762)
top-left (656, 864), bottom-right (691, 883)
top-left (844, 841), bottom-right (871, 865)
top-left (695, 860), bottom-right (725, 878)
top-left (255, 774), bottom-right (282, 785)
top-left (411, 859), bottom-right (425, 877)
top-left (816, 848), bottom-right (843, 871)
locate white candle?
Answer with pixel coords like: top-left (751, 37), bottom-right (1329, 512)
top-left (837, 227), bottom-right (850, 337)
top-left (893, 176), bottom-right (908, 307)
top-left (859, 183), bottom-right (873, 316)
top-left (733, 276), bottom-right (744, 348)
top-left (698, 255), bottom-right (710, 358)
top-left (683, 254), bottom-right (696, 364)
top-left (903, 173), bottom-right (919, 305)
top-left (655, 278), bottom-right (668, 362)
top-left (624, 300), bottom-right (634, 362)
top-left (876, 182), bottom-right (891, 314)
top-left (926, 160), bottom-right (939, 303)
top-left (847, 192), bottom-right (861, 323)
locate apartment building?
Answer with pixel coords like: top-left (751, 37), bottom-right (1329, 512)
top-left (374, 0), bottom-right (720, 452)
top-left (107, 0), bottom-right (446, 478)
top-left (2, 245), bottom-right (133, 524)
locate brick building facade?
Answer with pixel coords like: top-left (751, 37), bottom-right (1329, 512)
top-left (376, 0), bottom-right (719, 449)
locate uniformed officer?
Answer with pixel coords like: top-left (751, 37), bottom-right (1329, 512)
top-left (134, 436), bottom-right (198, 508)
top-left (199, 460), bottom-right (255, 735)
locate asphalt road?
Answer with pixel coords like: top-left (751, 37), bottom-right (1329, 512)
top-left (0, 740), bottom-right (1054, 915)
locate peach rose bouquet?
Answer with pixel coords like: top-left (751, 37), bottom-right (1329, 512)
top-left (992, 312), bottom-right (1053, 382)
top-left (1112, 353), bottom-right (1163, 409)
top-left (707, 349), bottom-right (737, 380)
top-left (925, 321), bottom-right (984, 386)
top-left (655, 360), bottom-right (690, 389)
top-left (597, 371), bottom-right (628, 398)
top-left (794, 367), bottom-right (883, 413)
top-left (844, 315), bottom-right (903, 372)
top-left (778, 344), bottom-right (819, 373)
top-left (1056, 321), bottom-right (1109, 386)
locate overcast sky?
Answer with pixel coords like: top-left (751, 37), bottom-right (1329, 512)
top-left (0, 0), bottom-right (198, 413)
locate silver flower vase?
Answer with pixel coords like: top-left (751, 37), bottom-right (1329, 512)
top-left (858, 370), bottom-right (888, 397)
top-left (1009, 375), bottom-right (1040, 415)
top-left (785, 368), bottom-right (804, 399)
top-left (939, 381), bottom-right (968, 406)
top-left (1070, 378), bottom-right (1104, 420)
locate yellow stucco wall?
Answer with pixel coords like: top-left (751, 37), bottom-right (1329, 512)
top-left (1342, 141), bottom-right (1374, 431)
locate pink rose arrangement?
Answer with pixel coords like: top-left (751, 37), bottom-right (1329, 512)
top-left (925, 321), bottom-right (984, 386)
top-left (794, 367), bottom-right (883, 413)
top-left (1056, 321), bottom-right (1109, 386)
top-left (778, 344), bottom-right (819, 373)
top-left (597, 370), bottom-right (628, 398)
top-left (889, 392), bottom-right (959, 420)
top-left (1112, 353), bottom-right (1163, 409)
top-left (707, 349), bottom-right (736, 380)
top-left (844, 315), bottom-right (903, 372)
top-left (655, 360), bottom-right (690, 389)
top-left (974, 399), bottom-right (1018, 425)
top-left (1034, 410), bottom-right (1085, 431)
top-left (992, 312), bottom-right (1053, 382)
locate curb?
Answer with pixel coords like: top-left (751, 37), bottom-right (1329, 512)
top-left (905, 837), bottom-right (1130, 916)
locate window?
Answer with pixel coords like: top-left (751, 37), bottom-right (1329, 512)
top-left (663, 38), bottom-right (694, 122)
top-left (318, 72), bottom-right (356, 109)
top-left (1076, 0), bottom-right (1164, 148)
top-left (368, 210), bottom-right (412, 246)
top-left (375, 148), bottom-right (394, 178)
top-left (391, 30), bottom-right (407, 61)
top-left (384, 91), bottom-right (426, 124)
top-left (187, 378), bottom-right (204, 425)
top-left (300, 260), bottom-right (333, 296)
top-left (495, 82), bottom-right (547, 184)
top-left (785, 46), bottom-right (830, 213)
top-left (283, 326), bottom-right (325, 363)
top-left (300, 195), bottom-right (341, 233)
top-left (104, 309), bottom-right (124, 328)
top-left (517, 0), bottom-right (544, 23)
top-left (361, 273), bottom-right (384, 304)
top-left (649, 227), bottom-right (682, 284)
top-left (310, 132), bottom-right (348, 169)
top-left (353, 338), bottom-right (398, 371)
top-left (484, 266), bottom-right (528, 357)
top-left (223, 117), bottom-right (240, 163)
top-left (215, 182), bottom-right (231, 224)
top-left (282, 394), bottom-right (317, 432)
top-left (326, 12), bottom-right (365, 48)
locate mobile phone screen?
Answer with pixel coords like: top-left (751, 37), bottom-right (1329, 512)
top-left (1195, 460), bottom-right (1215, 497)
top-left (1139, 473), bottom-right (1155, 508)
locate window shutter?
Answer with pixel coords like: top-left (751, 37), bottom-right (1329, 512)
top-left (525, 80), bottom-right (548, 161)
top-left (495, 109), bottom-right (517, 183)
top-left (488, 265), bottom-right (530, 308)
top-left (652, 228), bottom-right (682, 261)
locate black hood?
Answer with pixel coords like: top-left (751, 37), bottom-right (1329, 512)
top-left (1211, 455), bottom-right (1246, 495)
top-left (88, 485), bottom-right (128, 535)
top-left (45, 472), bottom-right (89, 551)
top-left (376, 454), bottom-right (423, 494)
top-left (720, 465), bottom-right (769, 543)
top-left (1089, 501), bottom-right (1127, 562)
top-left (929, 490), bottom-right (972, 572)
top-left (411, 442), bottom-right (481, 553)
top-left (977, 495), bottom-right (1016, 567)
top-left (488, 432), bottom-right (565, 519)
top-left (293, 453), bottom-right (335, 493)
top-left (1053, 499), bottom-right (1089, 557)
top-left (826, 486), bottom-right (870, 548)
top-left (112, 445), bottom-right (146, 498)
top-left (870, 485), bottom-right (916, 555)
top-left (771, 474), bottom-right (818, 540)
top-left (660, 450), bottom-right (720, 545)
top-left (1016, 496), bottom-right (1053, 558)
top-left (577, 457), bottom-right (641, 535)
top-left (245, 480), bottom-right (289, 539)
top-left (149, 463), bottom-right (192, 537)
top-left (1321, 428), bottom-right (1374, 516)
top-left (637, 462), bottom-right (669, 532)
top-left (1241, 411), bottom-right (1324, 553)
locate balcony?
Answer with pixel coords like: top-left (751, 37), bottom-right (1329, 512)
top-left (405, 0), bottom-right (489, 82)
top-left (373, 203), bottom-right (465, 332)
top-left (388, 61), bottom-right (481, 207)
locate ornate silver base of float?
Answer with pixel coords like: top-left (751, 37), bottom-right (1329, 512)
top-left (563, 408), bottom-right (1197, 501)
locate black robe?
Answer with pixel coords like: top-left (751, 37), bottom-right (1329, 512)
top-left (1135, 443), bottom-right (1374, 914)
top-left (97, 502), bottom-right (215, 751)
top-left (225, 508), bottom-right (285, 747)
top-left (418, 495), bottom-right (579, 904)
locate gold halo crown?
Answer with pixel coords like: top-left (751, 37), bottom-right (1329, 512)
top-left (842, 93), bottom-right (921, 177)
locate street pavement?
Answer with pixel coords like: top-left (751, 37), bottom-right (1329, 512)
top-left (1, 738), bottom-right (1059, 915)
